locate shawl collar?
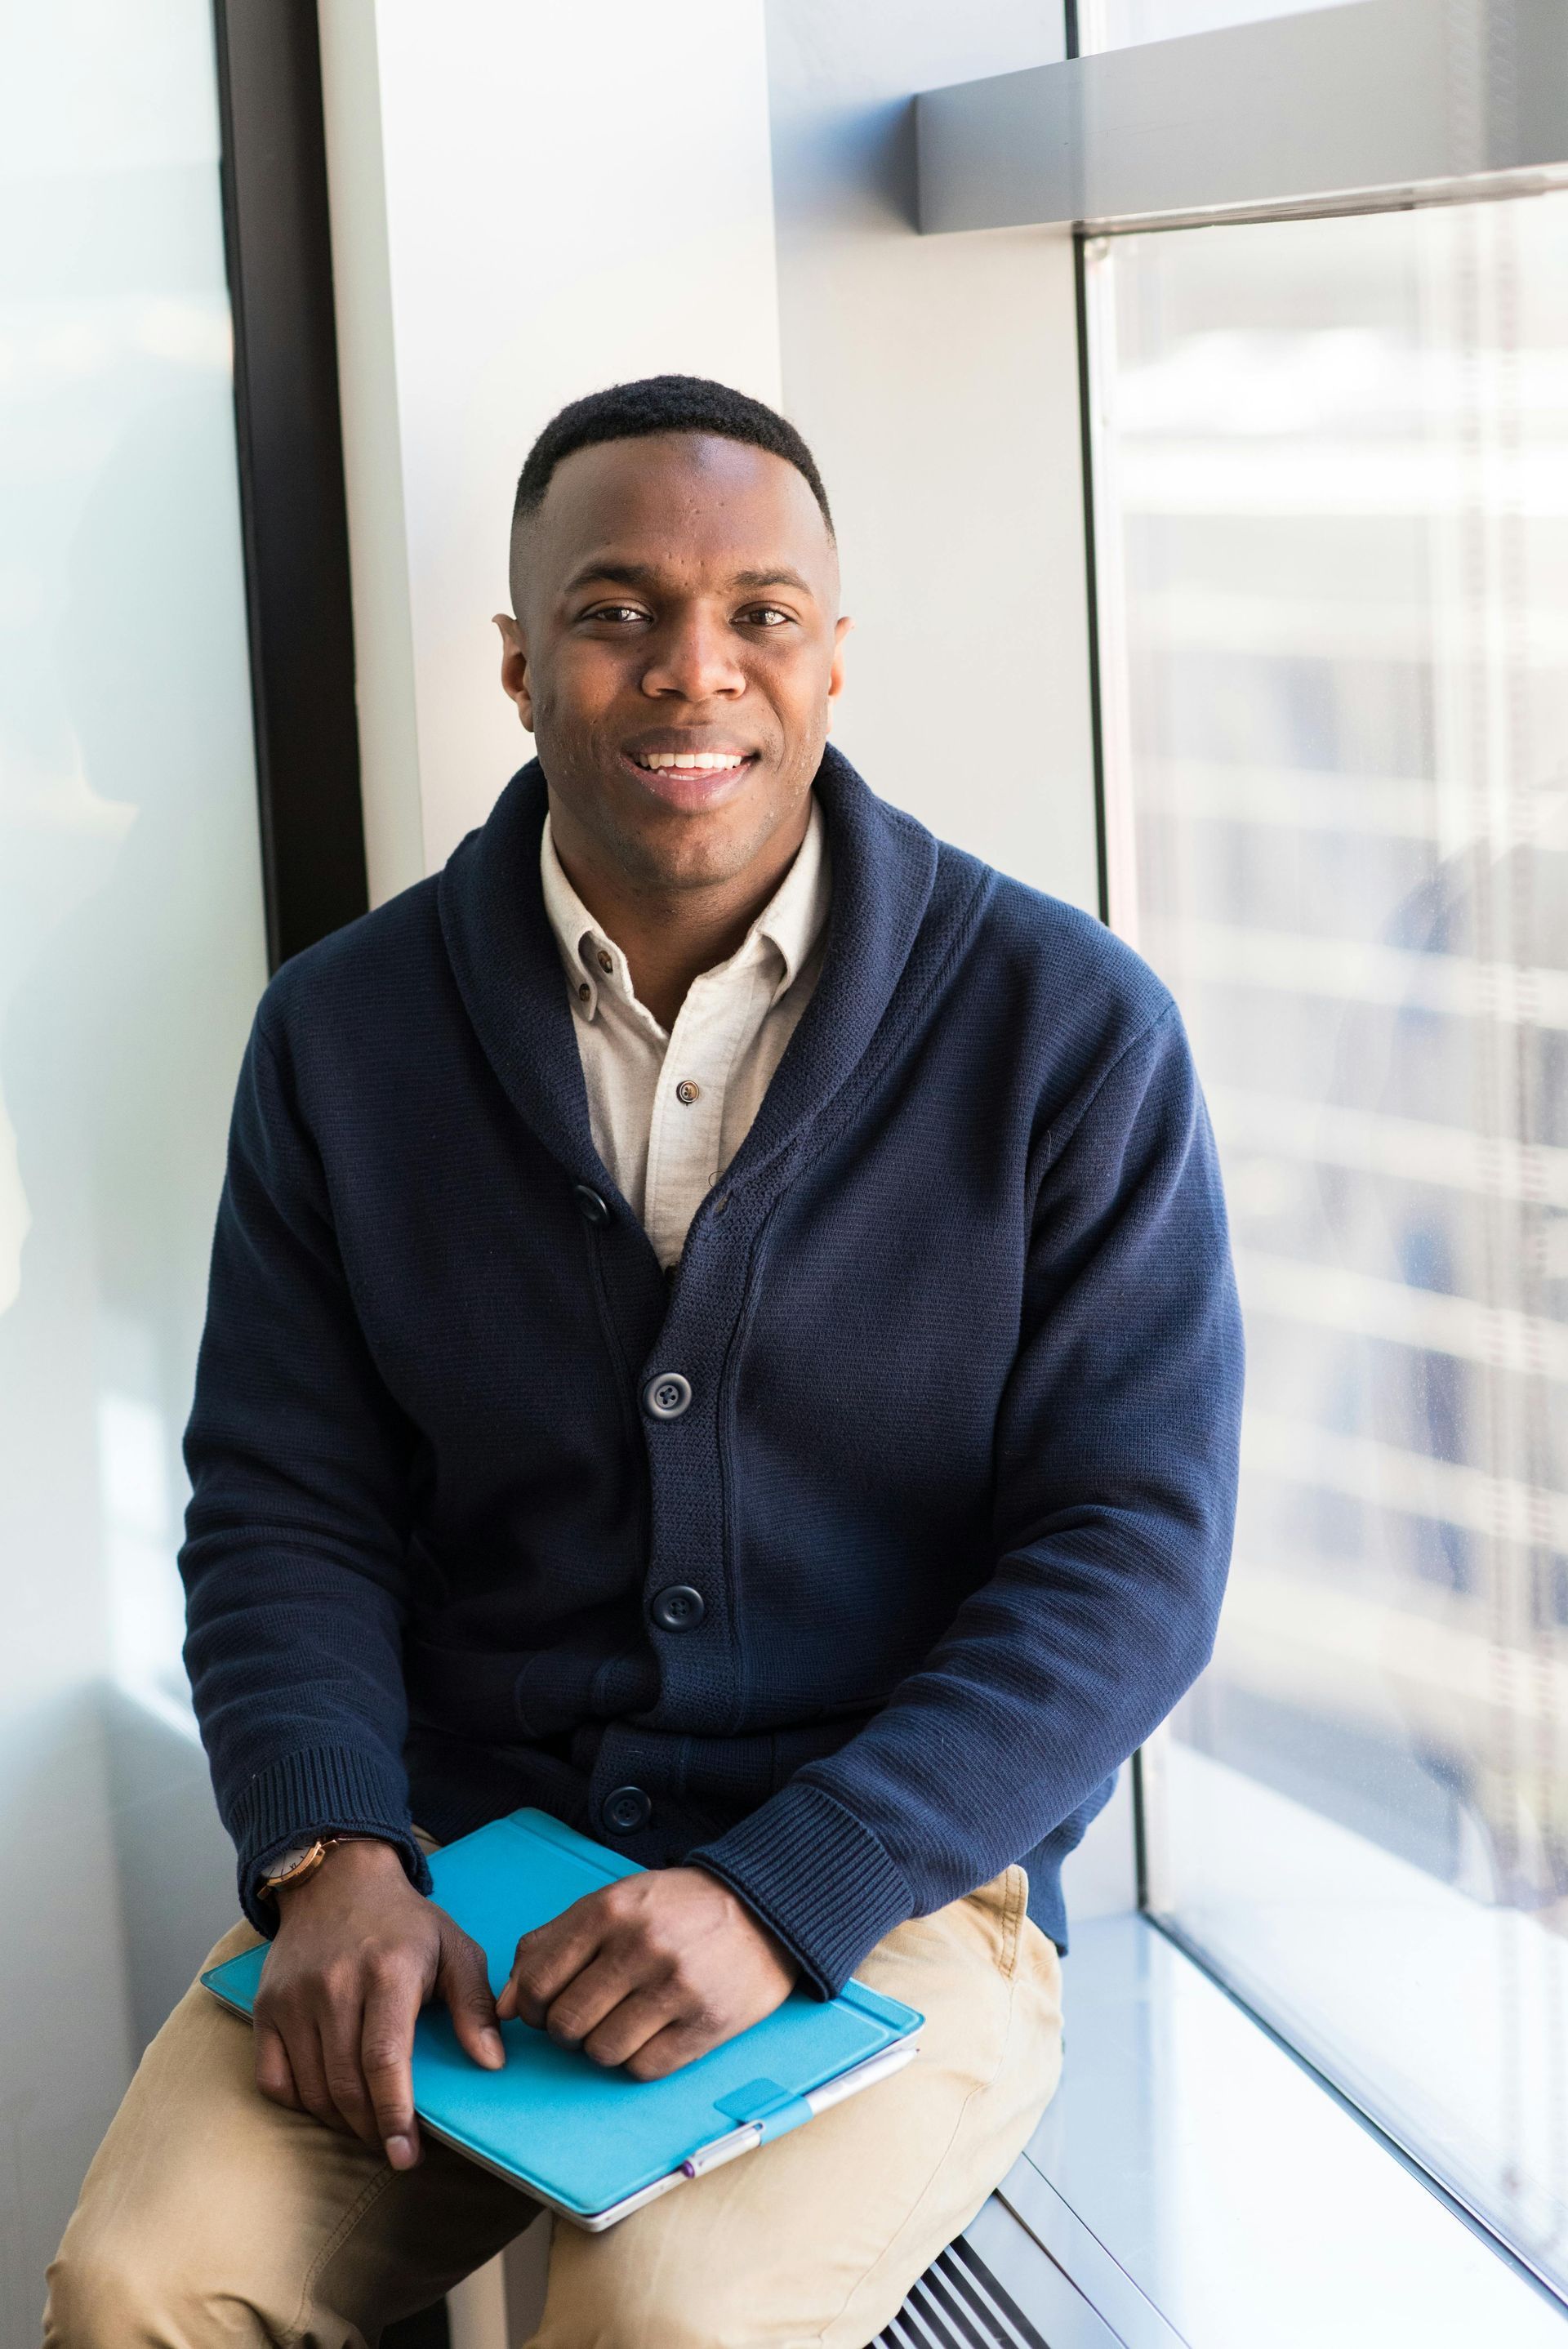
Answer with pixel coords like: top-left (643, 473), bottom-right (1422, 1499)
top-left (436, 745), bottom-right (942, 1195)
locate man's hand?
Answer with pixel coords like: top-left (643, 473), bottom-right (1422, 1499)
top-left (253, 1839), bottom-right (503, 2170)
top-left (497, 1865), bottom-right (798, 2080)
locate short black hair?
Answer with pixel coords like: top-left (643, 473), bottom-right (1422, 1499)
top-left (511, 374), bottom-right (834, 538)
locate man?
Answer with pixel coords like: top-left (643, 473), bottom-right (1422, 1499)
top-left (47, 376), bottom-right (1241, 2346)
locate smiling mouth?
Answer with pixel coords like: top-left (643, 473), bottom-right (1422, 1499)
top-left (630, 750), bottom-right (750, 773)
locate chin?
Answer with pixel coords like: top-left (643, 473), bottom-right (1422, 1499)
top-left (613, 787), bottom-right (782, 882)
top-left (638, 827), bottom-right (763, 894)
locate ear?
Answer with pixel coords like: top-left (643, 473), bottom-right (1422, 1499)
top-left (826, 614), bottom-right (853, 728)
top-left (494, 613), bottom-right (535, 733)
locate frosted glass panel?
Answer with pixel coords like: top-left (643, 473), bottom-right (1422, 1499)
top-left (1089, 198), bottom-right (1568, 2293)
top-left (0, 0), bottom-right (268, 2324)
top-left (1076, 0), bottom-right (1359, 49)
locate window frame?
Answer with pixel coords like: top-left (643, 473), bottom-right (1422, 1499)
top-left (212, 0), bottom-right (369, 969)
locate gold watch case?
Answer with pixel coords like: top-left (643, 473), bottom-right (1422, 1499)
top-left (259, 1836), bottom-right (338, 1900)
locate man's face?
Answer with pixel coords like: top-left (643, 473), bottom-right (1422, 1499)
top-left (499, 432), bottom-right (849, 894)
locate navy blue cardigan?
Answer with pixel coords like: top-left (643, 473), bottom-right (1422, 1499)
top-left (180, 750), bottom-right (1242, 1995)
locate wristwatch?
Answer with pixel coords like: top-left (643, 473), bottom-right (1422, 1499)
top-left (257, 1836), bottom-right (344, 1901)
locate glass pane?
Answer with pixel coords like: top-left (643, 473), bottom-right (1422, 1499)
top-left (0, 0), bottom-right (268, 2317)
top-left (1089, 198), bottom-right (1568, 2292)
top-left (1076, 0), bottom-right (1359, 51)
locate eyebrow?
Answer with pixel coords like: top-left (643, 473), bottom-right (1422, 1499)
top-left (730, 567), bottom-right (814, 595)
top-left (560, 558), bottom-right (817, 599)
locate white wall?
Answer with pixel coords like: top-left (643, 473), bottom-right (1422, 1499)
top-left (320, 0), bottom-right (1101, 916)
top-left (318, 0), bottom-right (783, 898)
top-left (765, 0), bottom-right (1101, 911)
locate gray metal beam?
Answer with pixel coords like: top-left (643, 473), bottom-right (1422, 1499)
top-left (916, 0), bottom-right (1568, 234)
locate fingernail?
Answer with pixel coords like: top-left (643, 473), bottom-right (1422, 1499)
top-left (481, 2028), bottom-right (506, 2066)
top-left (385, 2134), bottom-right (416, 2170)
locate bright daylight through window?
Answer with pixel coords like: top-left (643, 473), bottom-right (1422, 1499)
top-left (1075, 0), bottom-right (1353, 49)
top-left (1087, 191), bottom-right (1568, 2293)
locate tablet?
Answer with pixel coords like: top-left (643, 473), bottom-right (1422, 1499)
top-left (203, 1805), bottom-right (922, 2229)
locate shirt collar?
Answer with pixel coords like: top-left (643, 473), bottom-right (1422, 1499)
top-left (437, 747), bottom-right (945, 1213)
top-left (539, 794), bottom-right (831, 1023)
top-left (538, 818), bottom-right (627, 1022)
top-left (752, 793), bottom-right (830, 996)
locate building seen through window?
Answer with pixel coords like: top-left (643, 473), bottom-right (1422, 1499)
top-left (1089, 190), bottom-right (1568, 2290)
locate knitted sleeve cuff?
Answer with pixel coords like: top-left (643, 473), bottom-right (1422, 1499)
top-left (686, 1780), bottom-right (911, 1999)
top-left (226, 1743), bottom-right (431, 1937)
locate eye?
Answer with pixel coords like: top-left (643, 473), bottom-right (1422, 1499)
top-left (737, 604), bottom-right (794, 629)
top-left (581, 603), bottom-right (651, 626)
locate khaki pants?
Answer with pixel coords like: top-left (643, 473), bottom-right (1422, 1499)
top-left (43, 1859), bottom-right (1062, 2349)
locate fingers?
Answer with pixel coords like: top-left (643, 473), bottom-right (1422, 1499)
top-left (578, 1982), bottom-right (683, 2071)
top-left (495, 1873), bottom-right (796, 2083)
top-left (361, 1959), bottom-right (426, 2170)
top-left (256, 1959), bottom-right (434, 2168)
top-left (311, 1968), bottom-right (384, 2146)
top-left (276, 2012), bottom-right (349, 2137)
top-left (254, 2020), bottom-right (301, 2112)
top-left (257, 1976), bottom-right (385, 2152)
top-left (437, 1925), bottom-right (506, 2075)
top-left (254, 1856), bottom-right (459, 2167)
top-left (320, 2011), bottom-right (381, 2149)
top-left (495, 1876), bottom-right (779, 2079)
top-left (497, 1897), bottom-right (606, 2026)
top-left (619, 2015), bottom-right (720, 2084)
top-left (534, 1950), bottom-right (654, 2053)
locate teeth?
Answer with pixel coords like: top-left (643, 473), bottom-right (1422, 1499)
top-left (637, 751), bottom-right (745, 772)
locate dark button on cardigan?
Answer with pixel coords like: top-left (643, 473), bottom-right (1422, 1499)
top-left (179, 747), bottom-right (1243, 1997)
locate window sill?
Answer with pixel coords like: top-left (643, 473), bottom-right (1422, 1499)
top-left (985, 1914), bottom-right (1565, 2349)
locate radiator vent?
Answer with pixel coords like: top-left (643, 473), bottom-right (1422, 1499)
top-left (877, 2237), bottom-right (1053, 2349)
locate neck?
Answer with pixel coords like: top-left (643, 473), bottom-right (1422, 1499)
top-left (548, 797), bottom-right (812, 1032)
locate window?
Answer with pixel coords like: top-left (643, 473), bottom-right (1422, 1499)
top-left (1075, 0), bottom-right (1356, 51)
top-left (1088, 194), bottom-right (1568, 2291)
top-left (0, 0), bottom-right (269, 2323)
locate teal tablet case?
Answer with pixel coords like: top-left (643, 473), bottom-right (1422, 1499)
top-left (202, 1806), bottom-right (921, 2223)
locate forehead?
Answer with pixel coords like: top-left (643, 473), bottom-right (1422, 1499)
top-left (520, 432), bottom-right (835, 593)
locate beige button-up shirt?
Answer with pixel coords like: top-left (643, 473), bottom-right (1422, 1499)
top-left (540, 797), bottom-right (832, 1268)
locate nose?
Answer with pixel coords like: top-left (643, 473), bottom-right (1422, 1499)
top-left (639, 608), bottom-right (745, 703)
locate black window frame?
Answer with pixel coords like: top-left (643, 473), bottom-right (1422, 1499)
top-left (212, 0), bottom-right (368, 971)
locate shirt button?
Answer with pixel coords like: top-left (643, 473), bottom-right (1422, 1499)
top-left (603, 1785), bottom-right (652, 1834)
top-left (596, 949), bottom-right (613, 974)
top-left (573, 1183), bottom-right (610, 1226)
top-left (643, 1371), bottom-right (692, 1420)
top-left (675, 1079), bottom-right (702, 1106)
top-left (576, 981), bottom-right (590, 1002)
top-left (651, 1583), bottom-right (706, 1632)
